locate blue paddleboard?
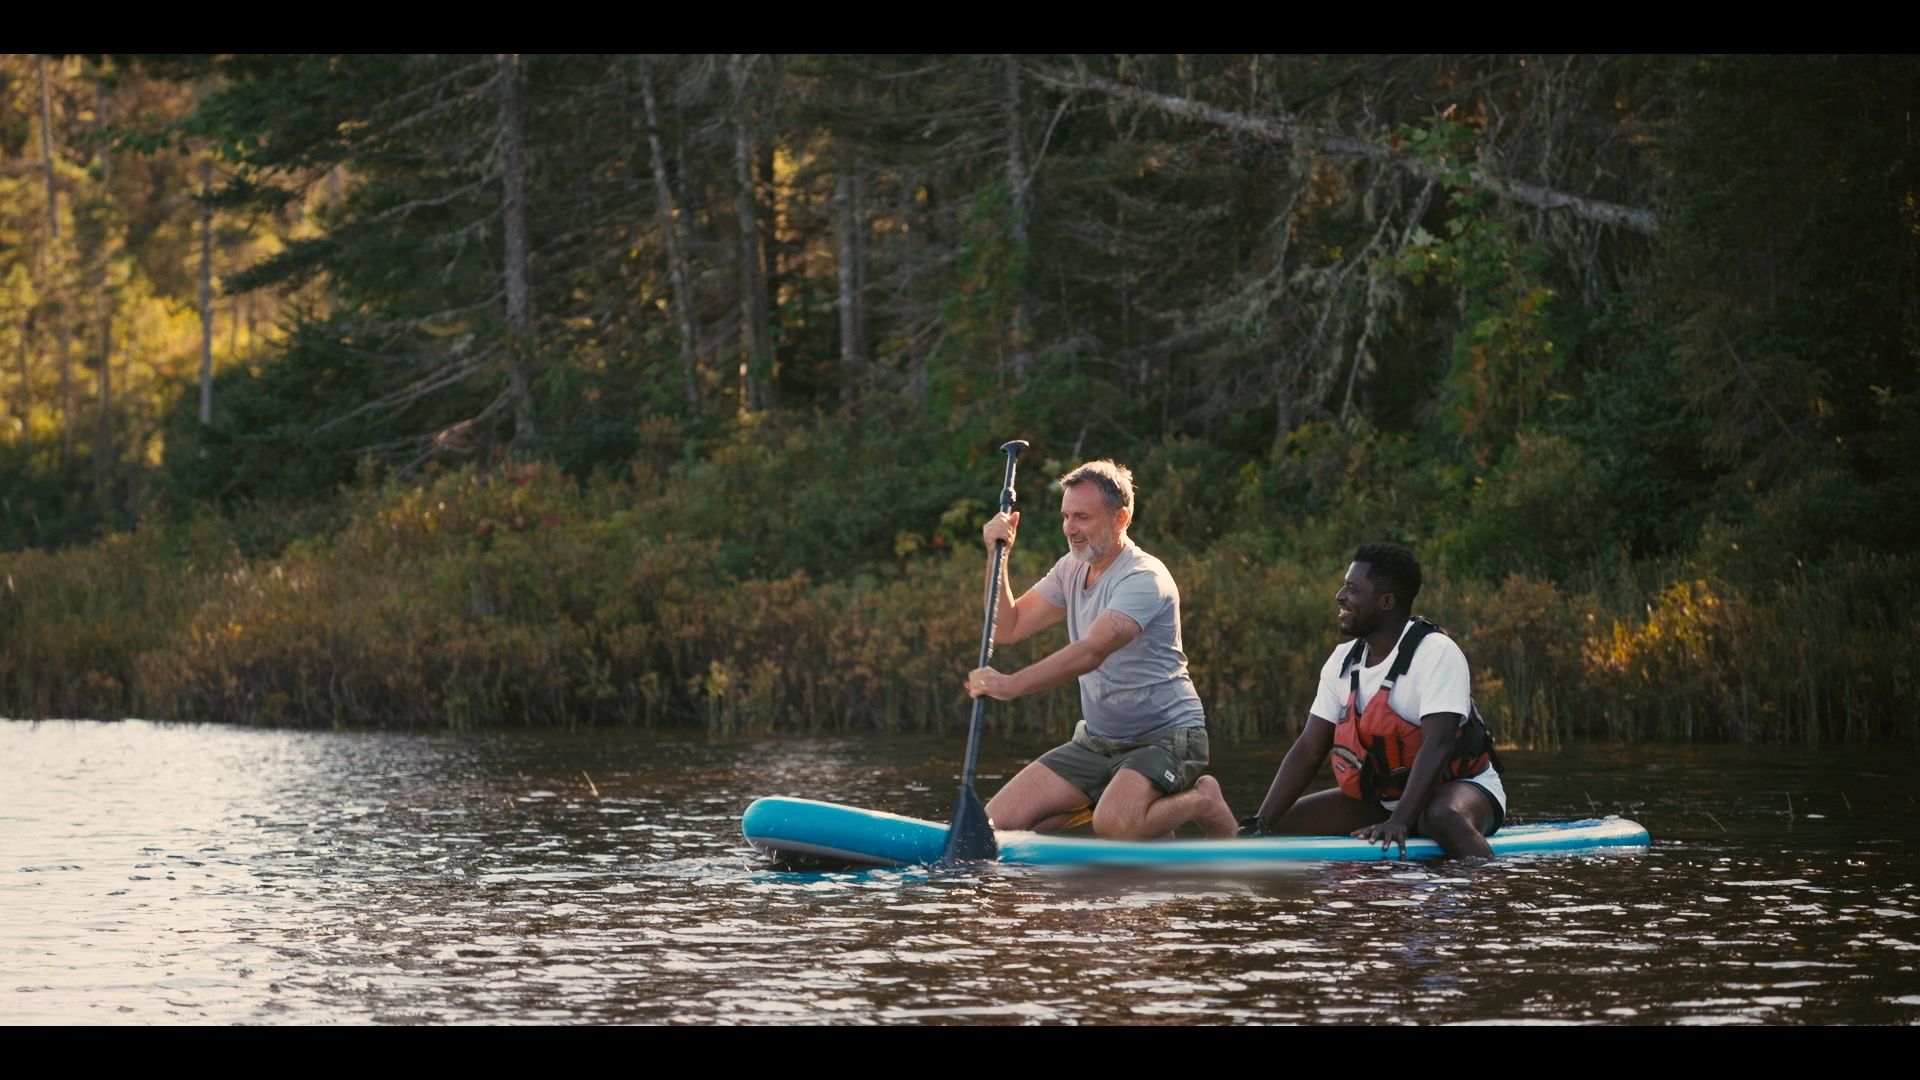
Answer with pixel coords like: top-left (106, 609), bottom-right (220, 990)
top-left (742, 796), bottom-right (1650, 869)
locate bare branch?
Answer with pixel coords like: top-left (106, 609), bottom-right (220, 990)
top-left (365, 179), bottom-right (490, 226)
top-left (1031, 65), bottom-right (1659, 235)
top-left (308, 348), bottom-right (498, 438)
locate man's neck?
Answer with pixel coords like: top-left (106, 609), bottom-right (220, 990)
top-left (1083, 535), bottom-right (1129, 584)
top-left (1363, 614), bottom-right (1411, 666)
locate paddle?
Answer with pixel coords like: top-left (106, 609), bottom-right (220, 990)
top-left (939, 438), bottom-right (1028, 867)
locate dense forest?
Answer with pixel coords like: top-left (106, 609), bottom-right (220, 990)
top-left (0, 54), bottom-right (1914, 743)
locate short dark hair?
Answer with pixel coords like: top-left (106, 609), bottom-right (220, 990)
top-left (1353, 542), bottom-right (1422, 612)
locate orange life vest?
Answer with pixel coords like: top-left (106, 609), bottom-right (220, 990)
top-left (1328, 617), bottom-right (1499, 803)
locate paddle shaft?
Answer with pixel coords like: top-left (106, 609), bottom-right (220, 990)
top-left (959, 442), bottom-right (1026, 796)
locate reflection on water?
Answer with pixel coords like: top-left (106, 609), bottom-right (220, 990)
top-left (2, 720), bottom-right (1916, 1024)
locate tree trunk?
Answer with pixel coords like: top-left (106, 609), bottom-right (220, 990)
top-left (96, 85), bottom-right (115, 510)
top-left (35, 57), bottom-right (57, 254)
top-left (498, 53), bottom-right (538, 442)
top-left (13, 319), bottom-right (30, 444)
top-left (56, 318), bottom-right (73, 462)
top-left (322, 167), bottom-right (345, 320)
top-left (1004, 56), bottom-right (1032, 383)
top-left (198, 158), bottom-right (214, 425)
top-left (834, 159), bottom-right (867, 406)
top-left (759, 124), bottom-right (784, 401)
top-left (852, 166), bottom-right (870, 362)
top-left (730, 54), bottom-right (774, 412)
top-left (97, 291), bottom-right (112, 496)
top-left (1119, 200), bottom-right (1133, 389)
top-left (900, 166), bottom-right (930, 400)
top-left (639, 57), bottom-right (701, 417)
top-left (39, 56), bottom-right (74, 461)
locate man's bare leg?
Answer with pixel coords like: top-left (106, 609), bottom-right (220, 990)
top-left (1415, 781), bottom-right (1497, 858)
top-left (1266, 787), bottom-right (1389, 835)
top-left (1091, 771), bottom-right (1237, 840)
top-left (985, 760), bottom-right (1092, 833)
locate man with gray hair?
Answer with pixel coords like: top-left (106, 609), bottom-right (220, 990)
top-left (965, 460), bottom-right (1238, 839)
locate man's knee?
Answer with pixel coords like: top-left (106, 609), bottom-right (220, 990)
top-left (984, 792), bottom-right (1026, 831)
top-left (1091, 773), bottom-right (1161, 840)
top-left (1089, 799), bottom-right (1137, 839)
top-left (1418, 792), bottom-right (1487, 841)
top-left (1418, 803), bottom-right (1464, 836)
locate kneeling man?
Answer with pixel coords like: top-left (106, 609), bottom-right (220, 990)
top-left (965, 460), bottom-right (1237, 840)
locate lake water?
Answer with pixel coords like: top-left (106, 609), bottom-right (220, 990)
top-left (3, 720), bottom-right (1916, 1024)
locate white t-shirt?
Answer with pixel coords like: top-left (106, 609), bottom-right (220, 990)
top-left (1310, 619), bottom-right (1503, 813)
top-left (1310, 619), bottom-right (1472, 729)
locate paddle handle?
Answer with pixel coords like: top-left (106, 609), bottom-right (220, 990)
top-left (975, 440), bottom-right (1028, 670)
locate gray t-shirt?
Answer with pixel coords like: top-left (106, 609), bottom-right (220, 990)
top-left (1031, 539), bottom-right (1206, 740)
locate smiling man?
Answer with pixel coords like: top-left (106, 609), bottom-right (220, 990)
top-left (964, 460), bottom-right (1237, 841)
top-left (1240, 542), bottom-right (1506, 858)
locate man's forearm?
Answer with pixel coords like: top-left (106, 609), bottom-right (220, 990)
top-left (1004, 639), bottom-right (1105, 698)
top-left (1256, 726), bottom-right (1329, 827)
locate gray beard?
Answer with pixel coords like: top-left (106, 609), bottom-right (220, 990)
top-left (1070, 537), bottom-right (1112, 563)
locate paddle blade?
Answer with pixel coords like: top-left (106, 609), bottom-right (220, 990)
top-left (939, 787), bottom-right (999, 866)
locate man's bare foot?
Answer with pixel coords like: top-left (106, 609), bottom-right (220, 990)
top-left (1192, 775), bottom-right (1238, 838)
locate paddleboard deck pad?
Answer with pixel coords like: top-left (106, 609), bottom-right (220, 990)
top-left (742, 796), bottom-right (1650, 870)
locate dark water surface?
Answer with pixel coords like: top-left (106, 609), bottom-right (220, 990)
top-left (3, 719), bottom-right (1917, 1025)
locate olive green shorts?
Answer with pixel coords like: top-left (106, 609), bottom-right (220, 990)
top-left (1038, 720), bottom-right (1210, 803)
